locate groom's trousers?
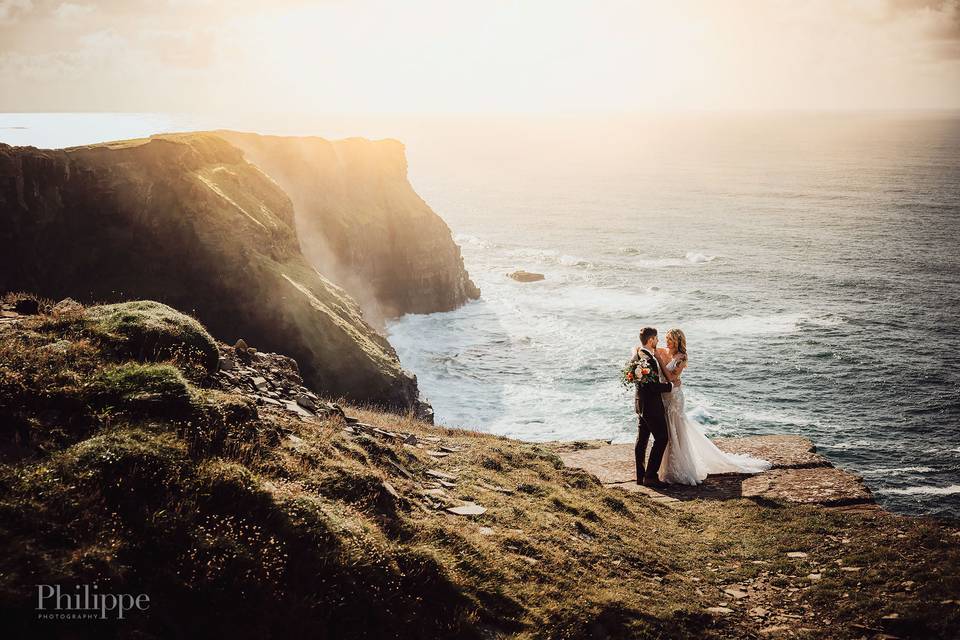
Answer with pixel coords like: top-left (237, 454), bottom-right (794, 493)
top-left (636, 413), bottom-right (669, 480)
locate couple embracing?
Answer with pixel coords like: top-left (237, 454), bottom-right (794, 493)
top-left (630, 327), bottom-right (770, 488)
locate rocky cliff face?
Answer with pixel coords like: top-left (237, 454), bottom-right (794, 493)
top-left (0, 134), bottom-right (418, 409)
top-left (214, 130), bottom-right (480, 324)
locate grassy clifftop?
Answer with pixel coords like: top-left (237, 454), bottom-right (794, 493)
top-left (1, 297), bottom-right (958, 639)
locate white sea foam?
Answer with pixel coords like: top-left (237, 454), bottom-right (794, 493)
top-left (454, 233), bottom-right (492, 249)
top-left (685, 252), bottom-right (716, 264)
top-left (558, 254), bottom-right (592, 267)
top-left (882, 485), bottom-right (960, 496)
top-left (860, 466), bottom-right (936, 476)
top-left (686, 313), bottom-right (808, 336)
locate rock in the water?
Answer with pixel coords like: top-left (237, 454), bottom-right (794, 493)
top-left (508, 270), bottom-right (545, 282)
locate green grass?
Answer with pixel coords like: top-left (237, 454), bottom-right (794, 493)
top-left (0, 299), bottom-right (957, 639)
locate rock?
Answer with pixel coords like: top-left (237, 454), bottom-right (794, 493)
top-left (214, 131), bottom-right (480, 321)
top-left (558, 436), bottom-right (877, 508)
top-left (706, 607), bottom-right (733, 615)
top-left (508, 270), bottom-right (545, 282)
top-left (381, 480), bottom-right (400, 499)
top-left (234, 338), bottom-right (249, 351)
top-left (426, 469), bottom-right (457, 481)
top-left (13, 299), bottom-right (40, 315)
top-left (219, 355), bottom-right (235, 371)
top-left (787, 552), bottom-right (809, 558)
top-left (295, 394), bottom-right (317, 411)
top-left (447, 503), bottom-right (487, 516)
top-left (724, 587), bottom-right (749, 599)
top-left (251, 376), bottom-right (270, 392)
top-left (760, 626), bottom-right (791, 635)
top-left (51, 298), bottom-right (83, 316)
top-left (478, 526), bottom-right (495, 536)
top-left (414, 399), bottom-right (435, 424)
top-left (403, 434), bottom-right (418, 446)
top-left (285, 401), bottom-right (314, 418)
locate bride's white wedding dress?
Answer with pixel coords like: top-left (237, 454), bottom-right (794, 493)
top-left (658, 355), bottom-right (771, 485)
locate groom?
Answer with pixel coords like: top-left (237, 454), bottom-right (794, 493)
top-left (632, 327), bottom-right (674, 488)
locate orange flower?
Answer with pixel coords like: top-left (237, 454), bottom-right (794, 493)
top-left (641, 368), bottom-right (650, 375)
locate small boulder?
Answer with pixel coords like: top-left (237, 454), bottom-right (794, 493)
top-left (13, 298), bottom-right (40, 315)
top-left (508, 270), bottom-right (545, 282)
top-left (295, 393), bottom-right (317, 412)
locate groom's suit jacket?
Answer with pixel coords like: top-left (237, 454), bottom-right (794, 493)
top-left (632, 348), bottom-right (673, 416)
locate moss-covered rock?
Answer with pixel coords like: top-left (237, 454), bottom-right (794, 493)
top-left (85, 362), bottom-right (193, 415)
top-left (85, 300), bottom-right (220, 373)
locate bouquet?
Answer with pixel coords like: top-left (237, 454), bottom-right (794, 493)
top-left (620, 354), bottom-right (660, 388)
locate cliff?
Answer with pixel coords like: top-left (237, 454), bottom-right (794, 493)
top-left (213, 130), bottom-right (480, 323)
top-left (0, 134), bottom-right (417, 409)
top-left (1, 299), bottom-right (957, 640)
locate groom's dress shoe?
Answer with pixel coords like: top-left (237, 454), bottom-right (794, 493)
top-left (642, 476), bottom-right (667, 489)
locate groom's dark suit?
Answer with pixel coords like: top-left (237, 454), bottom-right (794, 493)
top-left (632, 347), bottom-right (673, 482)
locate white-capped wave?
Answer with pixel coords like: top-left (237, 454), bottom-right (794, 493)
top-left (685, 251), bottom-right (716, 264)
top-left (558, 254), bottom-right (593, 267)
top-left (684, 312), bottom-right (844, 337)
top-left (860, 466), bottom-right (936, 476)
top-left (882, 485), bottom-right (960, 496)
top-left (686, 313), bottom-right (807, 336)
top-left (688, 405), bottom-right (719, 425)
top-left (454, 233), bottom-right (492, 249)
top-left (632, 252), bottom-right (718, 269)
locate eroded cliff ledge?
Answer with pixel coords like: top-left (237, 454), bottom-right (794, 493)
top-left (0, 134), bottom-right (417, 409)
top-left (213, 130), bottom-right (480, 323)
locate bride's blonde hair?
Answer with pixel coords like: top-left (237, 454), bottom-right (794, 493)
top-left (667, 328), bottom-right (687, 357)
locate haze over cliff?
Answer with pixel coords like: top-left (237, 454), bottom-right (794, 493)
top-left (0, 132), bottom-right (449, 409)
top-left (214, 130), bottom-right (480, 324)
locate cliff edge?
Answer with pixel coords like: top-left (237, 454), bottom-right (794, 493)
top-left (214, 130), bottom-right (480, 323)
top-left (0, 134), bottom-right (417, 408)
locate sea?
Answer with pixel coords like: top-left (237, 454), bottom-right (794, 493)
top-left (3, 111), bottom-right (959, 519)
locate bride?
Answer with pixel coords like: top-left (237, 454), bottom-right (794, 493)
top-left (655, 329), bottom-right (771, 485)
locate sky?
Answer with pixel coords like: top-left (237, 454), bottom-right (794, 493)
top-left (1, 0), bottom-right (959, 114)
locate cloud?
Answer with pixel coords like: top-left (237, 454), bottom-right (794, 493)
top-left (54, 2), bottom-right (93, 20)
top-left (888, 0), bottom-right (960, 46)
top-left (0, 0), bottom-right (33, 24)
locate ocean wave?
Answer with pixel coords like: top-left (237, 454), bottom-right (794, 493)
top-left (685, 252), bottom-right (716, 264)
top-left (558, 254), bottom-right (593, 267)
top-left (688, 405), bottom-right (719, 425)
top-left (860, 466), bottom-right (936, 476)
top-left (685, 313), bottom-right (807, 336)
top-left (454, 233), bottom-right (493, 249)
top-left (684, 312), bottom-right (844, 337)
top-left (882, 484), bottom-right (960, 496)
